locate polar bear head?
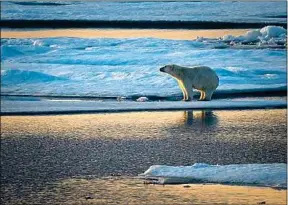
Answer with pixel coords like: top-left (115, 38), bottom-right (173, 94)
top-left (159, 64), bottom-right (182, 79)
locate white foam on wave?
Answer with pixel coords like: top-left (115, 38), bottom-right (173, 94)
top-left (140, 163), bottom-right (287, 188)
top-left (261, 74), bottom-right (278, 79)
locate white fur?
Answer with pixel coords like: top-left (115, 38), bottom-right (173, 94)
top-left (160, 65), bottom-right (219, 101)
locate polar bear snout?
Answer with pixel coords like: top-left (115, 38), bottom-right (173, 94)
top-left (160, 65), bottom-right (173, 73)
top-left (159, 66), bottom-right (165, 72)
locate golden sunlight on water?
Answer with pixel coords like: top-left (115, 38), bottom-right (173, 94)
top-left (5, 177), bottom-right (287, 205)
top-left (1, 109), bottom-right (286, 204)
top-left (55, 178), bottom-right (287, 205)
top-left (1, 109), bottom-right (285, 140)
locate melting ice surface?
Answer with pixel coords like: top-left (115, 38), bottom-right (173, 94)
top-left (140, 163), bottom-right (287, 188)
top-left (1, 27), bottom-right (286, 97)
top-left (1, 1), bottom-right (286, 23)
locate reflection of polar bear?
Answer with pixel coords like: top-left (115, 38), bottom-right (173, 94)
top-left (160, 65), bottom-right (219, 101)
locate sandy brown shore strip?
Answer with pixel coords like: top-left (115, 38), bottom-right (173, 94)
top-left (1, 29), bottom-right (249, 40)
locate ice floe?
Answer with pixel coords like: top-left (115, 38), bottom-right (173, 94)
top-left (140, 163), bottom-right (287, 188)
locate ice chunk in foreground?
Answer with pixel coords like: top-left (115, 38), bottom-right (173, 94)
top-left (140, 163), bottom-right (287, 188)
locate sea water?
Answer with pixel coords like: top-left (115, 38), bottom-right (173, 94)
top-left (1, 1), bottom-right (286, 23)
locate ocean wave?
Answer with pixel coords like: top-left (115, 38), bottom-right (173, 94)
top-left (1, 40), bottom-right (52, 61)
top-left (1, 46), bottom-right (24, 60)
top-left (1, 69), bottom-right (68, 85)
top-left (140, 163), bottom-right (287, 188)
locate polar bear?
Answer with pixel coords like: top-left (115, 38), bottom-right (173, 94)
top-left (160, 64), bottom-right (219, 101)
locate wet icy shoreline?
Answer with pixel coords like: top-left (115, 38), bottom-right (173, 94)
top-left (1, 98), bottom-right (286, 115)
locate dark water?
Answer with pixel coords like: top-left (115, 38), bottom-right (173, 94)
top-left (2, 19), bottom-right (286, 29)
top-left (1, 109), bottom-right (287, 204)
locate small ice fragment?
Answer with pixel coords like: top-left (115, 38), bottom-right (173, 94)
top-left (117, 96), bottom-right (126, 101)
top-left (49, 44), bottom-right (59, 48)
top-left (85, 47), bottom-right (93, 51)
top-left (196, 36), bottom-right (204, 41)
top-left (136, 97), bottom-right (149, 102)
top-left (33, 40), bottom-right (43, 46)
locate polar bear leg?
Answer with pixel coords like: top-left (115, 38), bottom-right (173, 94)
top-left (199, 91), bottom-right (205, 101)
top-left (177, 80), bottom-right (188, 101)
top-left (204, 89), bottom-right (214, 101)
top-left (183, 81), bottom-right (194, 101)
top-left (187, 89), bottom-right (194, 101)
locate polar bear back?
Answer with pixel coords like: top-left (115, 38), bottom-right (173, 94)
top-left (178, 66), bottom-right (219, 90)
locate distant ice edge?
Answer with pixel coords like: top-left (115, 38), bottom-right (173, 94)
top-left (139, 163), bottom-right (287, 188)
